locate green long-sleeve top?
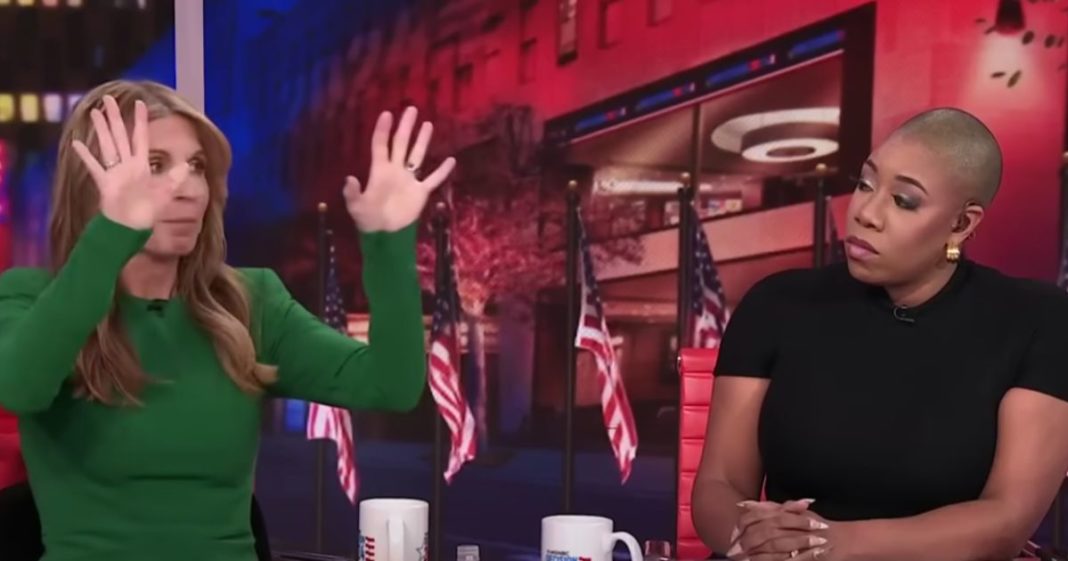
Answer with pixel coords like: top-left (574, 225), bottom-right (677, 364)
top-left (0, 214), bottom-right (427, 561)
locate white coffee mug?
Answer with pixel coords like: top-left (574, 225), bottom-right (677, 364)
top-left (542, 515), bottom-right (643, 561)
top-left (358, 498), bottom-right (429, 561)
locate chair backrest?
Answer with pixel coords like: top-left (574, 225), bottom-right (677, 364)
top-left (0, 482), bottom-right (43, 561)
top-left (0, 408), bottom-right (25, 490)
top-left (677, 348), bottom-right (718, 561)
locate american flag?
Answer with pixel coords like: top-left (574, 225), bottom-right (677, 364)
top-left (428, 231), bottom-right (477, 482)
top-left (689, 206), bottom-right (729, 349)
top-left (574, 211), bottom-right (638, 483)
top-left (306, 236), bottom-right (359, 504)
top-left (826, 197), bottom-right (846, 265)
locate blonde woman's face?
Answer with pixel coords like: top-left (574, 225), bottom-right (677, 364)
top-left (142, 115), bottom-right (210, 257)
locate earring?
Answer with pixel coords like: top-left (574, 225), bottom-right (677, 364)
top-left (946, 243), bottom-right (961, 262)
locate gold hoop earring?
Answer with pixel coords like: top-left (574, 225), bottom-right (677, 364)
top-left (946, 243), bottom-right (961, 263)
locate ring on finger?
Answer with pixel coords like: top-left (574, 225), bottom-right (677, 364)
top-left (103, 158), bottom-right (120, 169)
top-left (405, 161), bottom-right (419, 174)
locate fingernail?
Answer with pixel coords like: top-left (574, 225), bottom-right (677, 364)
top-left (736, 500), bottom-right (755, 507)
top-left (799, 498), bottom-right (816, 504)
top-left (813, 547), bottom-right (830, 559)
top-left (809, 536), bottom-right (828, 547)
top-left (725, 543), bottom-right (742, 557)
top-left (809, 519), bottom-right (829, 530)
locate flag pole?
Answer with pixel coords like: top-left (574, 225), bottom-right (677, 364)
top-left (813, 163), bottom-right (828, 268)
top-left (314, 202), bottom-right (328, 551)
top-left (431, 201), bottom-right (448, 561)
top-left (673, 172), bottom-right (695, 551)
top-left (676, 173), bottom-right (694, 351)
top-left (563, 179), bottom-right (579, 513)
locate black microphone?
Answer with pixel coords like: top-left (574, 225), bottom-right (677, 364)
top-left (147, 299), bottom-right (167, 315)
top-left (892, 305), bottom-right (915, 324)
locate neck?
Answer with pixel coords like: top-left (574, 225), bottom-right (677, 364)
top-left (884, 261), bottom-right (958, 308)
top-left (121, 253), bottom-right (179, 300)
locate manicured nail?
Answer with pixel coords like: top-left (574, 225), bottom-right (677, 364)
top-left (799, 498), bottom-right (816, 505)
top-left (813, 547), bottom-right (831, 559)
top-left (736, 500), bottom-right (756, 507)
top-left (726, 543), bottom-right (742, 557)
top-left (809, 536), bottom-right (828, 547)
top-left (809, 519), bottom-right (829, 530)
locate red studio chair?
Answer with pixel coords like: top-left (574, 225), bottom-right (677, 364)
top-left (0, 407), bottom-right (24, 490)
top-left (677, 348), bottom-right (718, 560)
top-left (674, 350), bottom-right (1046, 561)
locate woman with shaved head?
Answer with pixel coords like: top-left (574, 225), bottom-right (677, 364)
top-left (692, 108), bottom-right (1068, 561)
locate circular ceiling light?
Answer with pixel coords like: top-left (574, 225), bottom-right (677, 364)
top-left (741, 138), bottom-right (839, 163)
top-left (710, 107), bottom-right (840, 164)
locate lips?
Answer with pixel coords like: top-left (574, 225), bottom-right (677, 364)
top-left (845, 235), bottom-right (878, 254)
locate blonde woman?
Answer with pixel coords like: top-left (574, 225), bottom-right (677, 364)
top-left (0, 80), bottom-right (455, 561)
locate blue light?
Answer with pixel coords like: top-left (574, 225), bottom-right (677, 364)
top-left (788, 29), bottom-right (844, 60)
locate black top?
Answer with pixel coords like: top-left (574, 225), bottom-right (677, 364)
top-left (714, 260), bottom-right (1068, 520)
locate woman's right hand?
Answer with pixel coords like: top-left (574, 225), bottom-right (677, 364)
top-left (727, 499), bottom-right (826, 561)
top-left (71, 95), bottom-right (169, 230)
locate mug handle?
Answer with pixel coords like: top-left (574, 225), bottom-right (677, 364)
top-left (608, 531), bottom-right (643, 561)
top-left (388, 517), bottom-right (405, 561)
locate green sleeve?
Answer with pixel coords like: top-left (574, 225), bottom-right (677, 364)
top-left (259, 225), bottom-right (426, 411)
top-left (0, 214), bottom-right (151, 413)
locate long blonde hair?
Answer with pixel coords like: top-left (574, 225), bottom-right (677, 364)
top-left (50, 80), bottom-right (276, 405)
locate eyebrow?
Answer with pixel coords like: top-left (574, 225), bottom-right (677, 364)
top-left (894, 174), bottom-right (928, 194)
top-left (148, 149), bottom-right (206, 159)
top-left (863, 159), bottom-right (928, 194)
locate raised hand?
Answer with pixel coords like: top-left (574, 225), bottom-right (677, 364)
top-left (344, 106), bottom-right (456, 233)
top-left (71, 95), bottom-right (170, 230)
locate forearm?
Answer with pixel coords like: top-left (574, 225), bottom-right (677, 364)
top-left (0, 215), bottom-right (148, 412)
top-left (842, 499), bottom-right (1025, 561)
top-left (356, 224), bottom-right (426, 411)
top-left (692, 478), bottom-right (751, 553)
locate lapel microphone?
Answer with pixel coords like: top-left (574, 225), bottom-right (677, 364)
top-left (147, 299), bottom-right (167, 315)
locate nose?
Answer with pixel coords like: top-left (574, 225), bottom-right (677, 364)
top-left (853, 193), bottom-right (884, 232)
top-left (166, 163), bottom-right (194, 197)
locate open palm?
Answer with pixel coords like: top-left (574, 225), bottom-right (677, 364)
top-left (344, 106), bottom-right (456, 232)
top-left (71, 95), bottom-right (171, 230)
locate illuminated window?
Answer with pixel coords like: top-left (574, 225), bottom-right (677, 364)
top-left (520, 1), bottom-right (538, 84)
top-left (137, 0), bottom-right (147, 8)
top-left (67, 93), bottom-right (84, 113)
top-left (43, 93), bottom-right (63, 123)
top-left (453, 64), bottom-right (473, 111)
top-left (520, 39), bottom-right (537, 84)
top-left (0, 95), bottom-right (13, 123)
top-left (600, 0), bottom-right (623, 47)
top-left (0, 0), bottom-right (13, 5)
top-left (19, 94), bottom-right (39, 123)
top-left (42, 0), bottom-right (59, 6)
top-left (67, 0), bottom-right (82, 6)
top-left (557, 0), bottom-right (578, 64)
top-left (649, 0), bottom-right (671, 24)
top-left (559, 0), bottom-right (576, 64)
top-left (16, 0), bottom-right (34, 6)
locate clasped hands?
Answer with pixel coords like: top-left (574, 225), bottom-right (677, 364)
top-left (726, 499), bottom-right (843, 561)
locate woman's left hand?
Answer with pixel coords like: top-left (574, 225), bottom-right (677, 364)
top-left (344, 106), bottom-right (457, 233)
